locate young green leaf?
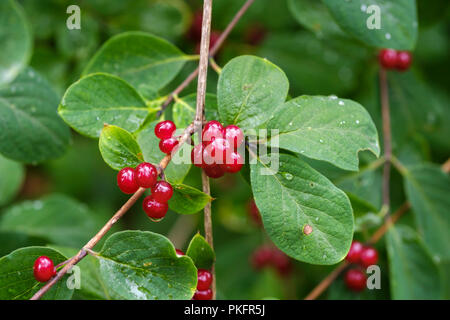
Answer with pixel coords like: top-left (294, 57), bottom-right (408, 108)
top-left (169, 184), bottom-right (212, 215)
top-left (58, 73), bottom-right (150, 138)
top-left (83, 31), bottom-right (193, 92)
top-left (250, 153), bottom-right (354, 265)
top-left (0, 0), bottom-right (32, 85)
top-left (99, 125), bottom-right (143, 171)
top-left (0, 155), bottom-right (24, 206)
top-left (322, 0), bottom-right (418, 50)
top-left (0, 68), bottom-right (71, 163)
top-left (217, 55), bottom-right (289, 129)
top-left (267, 95), bottom-right (380, 171)
top-left (172, 93), bottom-right (219, 129)
top-left (0, 246), bottom-right (73, 300)
top-left (96, 230), bottom-right (197, 300)
top-left (186, 233), bottom-right (215, 270)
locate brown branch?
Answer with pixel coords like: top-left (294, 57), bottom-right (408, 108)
top-left (304, 262), bottom-right (349, 300)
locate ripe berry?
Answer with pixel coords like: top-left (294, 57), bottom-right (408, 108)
top-left (33, 256), bottom-right (56, 282)
top-left (151, 181), bottom-right (173, 202)
top-left (396, 51), bottom-right (412, 71)
top-left (117, 167), bottom-right (139, 194)
top-left (188, 11), bottom-right (203, 41)
top-left (193, 288), bottom-right (213, 300)
top-left (155, 120), bottom-right (176, 140)
top-left (203, 164), bottom-right (225, 179)
top-left (224, 125), bottom-right (244, 149)
top-left (272, 249), bottom-right (292, 276)
top-left (222, 151), bottom-right (243, 173)
top-left (203, 137), bottom-right (230, 165)
top-left (251, 246), bottom-right (273, 270)
top-left (346, 241), bottom-right (364, 264)
top-left (344, 268), bottom-right (367, 292)
top-left (135, 162), bottom-right (158, 188)
top-left (378, 49), bottom-right (397, 69)
top-left (197, 269), bottom-right (213, 291)
top-left (191, 144), bottom-right (205, 168)
top-left (159, 137), bottom-right (179, 155)
top-left (202, 120), bottom-right (224, 145)
top-left (142, 195), bottom-right (168, 220)
top-left (175, 249), bottom-right (185, 257)
top-left (360, 246), bottom-right (378, 268)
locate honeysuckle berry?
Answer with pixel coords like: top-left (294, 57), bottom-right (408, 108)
top-left (360, 246), bottom-right (378, 268)
top-left (175, 249), bottom-right (185, 257)
top-left (203, 164), bottom-right (225, 179)
top-left (197, 269), bottom-right (213, 291)
top-left (251, 246), bottom-right (273, 270)
top-left (33, 256), bottom-right (56, 283)
top-left (271, 249), bottom-right (292, 276)
top-left (203, 137), bottom-right (230, 165)
top-left (193, 288), bottom-right (213, 300)
top-left (159, 137), bottom-right (179, 155)
top-left (191, 144), bottom-right (205, 168)
top-left (396, 51), bottom-right (412, 71)
top-left (135, 162), bottom-right (158, 188)
top-left (222, 151), bottom-right (243, 173)
top-left (151, 181), bottom-right (173, 203)
top-left (378, 48), bottom-right (397, 69)
top-left (202, 120), bottom-right (224, 145)
top-left (224, 125), bottom-right (244, 149)
top-left (155, 120), bottom-right (176, 140)
top-left (344, 268), bottom-right (367, 292)
top-left (346, 241), bottom-right (364, 264)
top-left (117, 167), bottom-right (139, 194)
top-left (142, 195), bottom-right (168, 220)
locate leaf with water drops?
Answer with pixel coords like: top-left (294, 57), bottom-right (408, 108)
top-left (186, 233), bottom-right (215, 270)
top-left (267, 95), bottom-right (380, 171)
top-left (96, 230), bottom-right (197, 300)
top-left (250, 153), bottom-right (354, 264)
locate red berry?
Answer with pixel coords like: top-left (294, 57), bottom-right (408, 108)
top-left (245, 24), bottom-right (267, 46)
top-left (272, 249), bottom-right (292, 276)
top-left (251, 246), bottom-right (273, 270)
top-left (210, 30), bottom-right (221, 49)
top-left (396, 51), bottom-right (412, 71)
top-left (155, 120), bottom-right (176, 140)
top-left (197, 269), bottom-right (213, 291)
top-left (203, 164), bottom-right (225, 179)
top-left (193, 288), bottom-right (213, 300)
top-left (202, 120), bottom-right (224, 145)
top-left (222, 151), bottom-right (243, 173)
top-left (344, 268), bottom-right (367, 292)
top-left (175, 249), bottom-right (185, 257)
top-left (191, 144), bottom-right (205, 168)
top-left (33, 256), bottom-right (56, 282)
top-left (159, 137), bottom-right (179, 155)
top-left (117, 167), bottom-right (139, 194)
top-left (188, 11), bottom-right (203, 41)
top-left (248, 199), bottom-right (262, 226)
top-left (135, 162), bottom-right (158, 188)
top-left (203, 137), bottom-right (230, 165)
top-left (378, 49), bottom-right (397, 69)
top-left (151, 181), bottom-right (173, 202)
top-left (360, 247), bottom-right (378, 268)
top-left (224, 125), bottom-right (244, 149)
top-left (142, 195), bottom-right (168, 220)
top-left (346, 241), bottom-right (364, 264)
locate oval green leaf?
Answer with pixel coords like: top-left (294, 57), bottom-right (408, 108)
top-left (186, 233), bottom-right (215, 270)
top-left (0, 154), bottom-right (24, 206)
top-left (169, 184), bottom-right (212, 215)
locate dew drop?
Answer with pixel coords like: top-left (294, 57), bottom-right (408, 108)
top-left (355, 120), bottom-right (360, 124)
top-left (361, 4), bottom-right (367, 11)
top-left (96, 116), bottom-right (100, 121)
top-left (319, 139), bottom-right (324, 143)
top-left (385, 33), bottom-right (391, 40)
top-left (339, 101), bottom-right (344, 106)
top-left (315, 217), bottom-right (319, 221)
top-left (283, 173), bottom-right (293, 180)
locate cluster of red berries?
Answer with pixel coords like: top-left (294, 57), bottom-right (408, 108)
top-left (378, 49), bottom-right (412, 71)
top-left (192, 120), bottom-right (244, 179)
top-left (251, 245), bottom-right (292, 277)
top-left (344, 241), bottom-right (379, 292)
top-left (155, 120), bottom-right (179, 155)
top-left (33, 256), bottom-right (56, 282)
top-left (117, 162), bottom-right (173, 220)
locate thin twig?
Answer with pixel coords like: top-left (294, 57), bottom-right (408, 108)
top-left (304, 262), bottom-right (349, 300)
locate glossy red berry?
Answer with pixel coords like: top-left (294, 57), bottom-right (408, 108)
top-left (117, 167), bottom-right (139, 194)
top-left (222, 151), bottom-right (243, 173)
top-left (202, 120), bottom-right (224, 145)
top-left (378, 49), bottom-right (397, 69)
top-left (203, 164), bottom-right (225, 179)
top-left (396, 51), bottom-right (412, 71)
top-left (197, 269), bottom-right (213, 291)
top-left (224, 125), bottom-right (244, 149)
top-left (175, 249), bottom-right (185, 257)
top-left (135, 162), bottom-right (158, 188)
top-left (344, 268), bottom-right (367, 292)
top-left (203, 137), bottom-right (230, 165)
top-left (360, 246), bottom-right (378, 268)
top-left (193, 288), bottom-right (213, 300)
top-left (191, 144), bottom-right (205, 168)
top-left (346, 241), bottom-right (364, 264)
top-left (155, 120), bottom-right (176, 140)
top-left (159, 137), bottom-right (179, 155)
top-left (151, 181), bottom-right (173, 202)
top-left (142, 195), bottom-right (168, 220)
top-left (33, 256), bottom-right (56, 282)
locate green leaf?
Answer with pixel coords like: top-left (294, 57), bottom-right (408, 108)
top-left (0, 68), bottom-right (71, 163)
top-left (0, 0), bottom-right (32, 85)
top-left (403, 163), bottom-right (450, 260)
top-left (322, 0), bottom-right (418, 50)
top-left (386, 226), bottom-right (442, 299)
top-left (217, 55), bottom-right (289, 129)
top-left (83, 31), bottom-right (193, 92)
top-left (0, 194), bottom-right (99, 248)
top-left (0, 246), bottom-right (73, 300)
top-left (137, 121), bottom-right (191, 184)
top-left (267, 95), bottom-right (380, 171)
top-left (0, 231), bottom-right (46, 257)
top-left (186, 233), bottom-right (215, 270)
top-left (99, 125), bottom-right (144, 171)
top-left (97, 230), bottom-right (197, 300)
top-left (58, 73), bottom-right (150, 138)
top-left (172, 93), bottom-right (218, 129)
top-left (0, 154), bottom-right (24, 206)
top-left (169, 184), bottom-right (212, 215)
top-left (250, 153), bottom-right (354, 264)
